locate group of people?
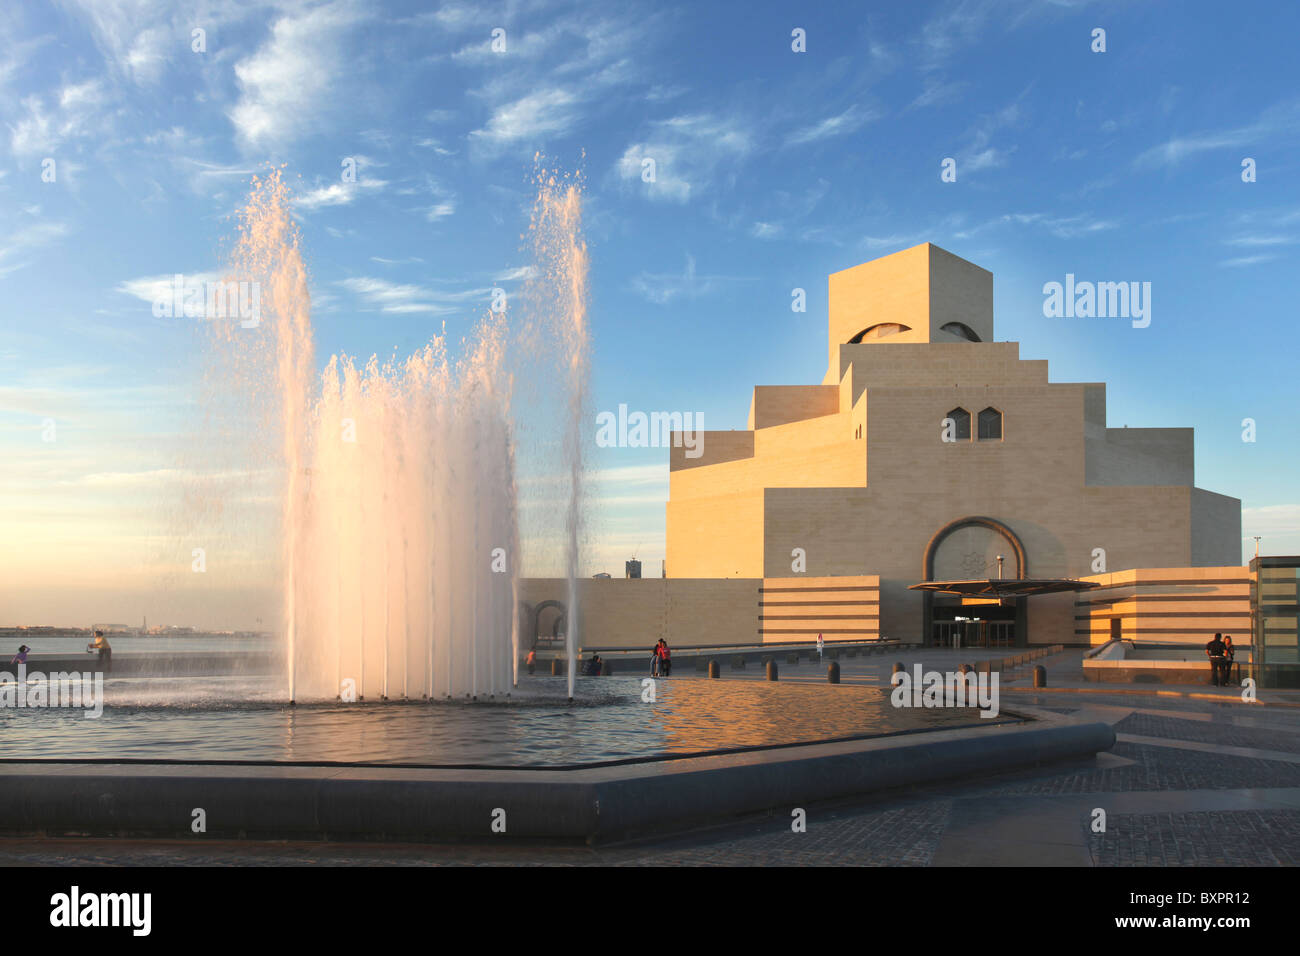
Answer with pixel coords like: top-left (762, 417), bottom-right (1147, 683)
top-left (8, 630), bottom-right (112, 671)
top-left (649, 638), bottom-right (671, 677)
top-left (1205, 632), bottom-right (1237, 687)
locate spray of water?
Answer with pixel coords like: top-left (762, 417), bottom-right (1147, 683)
top-left (202, 166), bottom-right (584, 703)
top-left (526, 165), bottom-right (589, 699)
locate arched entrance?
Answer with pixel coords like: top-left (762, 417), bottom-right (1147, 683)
top-left (920, 516), bottom-right (1028, 648)
top-left (531, 600), bottom-right (567, 650)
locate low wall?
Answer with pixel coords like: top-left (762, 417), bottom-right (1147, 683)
top-left (1082, 659), bottom-right (1245, 685)
top-left (519, 574), bottom-right (880, 651)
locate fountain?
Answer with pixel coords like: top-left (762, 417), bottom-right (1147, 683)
top-left (202, 167), bottom-right (587, 703)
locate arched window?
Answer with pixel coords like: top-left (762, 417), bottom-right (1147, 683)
top-left (939, 322), bottom-right (981, 342)
top-left (848, 322), bottom-right (911, 343)
top-left (946, 407), bottom-right (971, 441)
top-left (978, 407), bottom-right (1002, 440)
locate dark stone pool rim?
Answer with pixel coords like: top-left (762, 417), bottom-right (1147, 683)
top-left (0, 708), bottom-right (1113, 843)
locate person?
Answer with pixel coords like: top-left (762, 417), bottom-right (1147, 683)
top-left (525, 648), bottom-right (536, 675)
top-left (586, 652), bottom-right (602, 676)
top-left (87, 629), bottom-right (112, 673)
top-left (9, 645), bottom-right (29, 666)
top-left (1205, 632), bottom-right (1226, 687)
top-left (659, 640), bottom-right (671, 677)
top-left (650, 639), bottom-right (662, 677)
top-left (817, 632), bottom-right (824, 660)
top-left (1222, 636), bottom-right (1236, 687)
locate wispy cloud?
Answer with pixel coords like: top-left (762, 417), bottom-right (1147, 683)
top-left (630, 254), bottom-right (754, 304)
top-left (468, 88), bottom-right (580, 150)
top-left (296, 178), bottom-right (389, 210)
top-left (337, 276), bottom-right (487, 315)
top-left (615, 114), bottom-right (752, 203)
top-left (1134, 98), bottom-right (1300, 168)
top-left (786, 104), bottom-right (877, 146)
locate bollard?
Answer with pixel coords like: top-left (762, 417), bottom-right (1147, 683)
top-left (551, 659), bottom-right (563, 676)
top-left (708, 659), bottom-right (720, 679)
top-left (828, 661), bottom-right (840, 684)
top-left (1033, 665), bottom-right (1047, 688)
top-left (766, 659), bottom-right (779, 681)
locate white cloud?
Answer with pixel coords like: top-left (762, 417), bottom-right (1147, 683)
top-left (1219, 254), bottom-right (1281, 268)
top-left (295, 179), bottom-right (389, 210)
top-left (615, 114), bottom-right (752, 203)
top-left (786, 105), bottom-right (877, 146)
top-left (423, 200), bottom-right (456, 222)
top-left (337, 276), bottom-right (488, 315)
top-left (468, 88), bottom-right (580, 149)
top-left (228, 1), bottom-right (365, 153)
top-left (9, 79), bottom-right (109, 159)
top-left (0, 219), bottom-right (70, 278)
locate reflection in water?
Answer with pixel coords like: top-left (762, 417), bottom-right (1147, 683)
top-left (0, 678), bottom-right (1013, 767)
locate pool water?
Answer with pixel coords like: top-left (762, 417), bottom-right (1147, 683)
top-left (0, 675), bottom-right (1016, 767)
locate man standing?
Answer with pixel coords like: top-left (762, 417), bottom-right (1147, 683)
top-left (1205, 632), bottom-right (1227, 687)
top-left (87, 629), bottom-right (112, 673)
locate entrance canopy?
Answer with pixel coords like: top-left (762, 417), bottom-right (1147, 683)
top-left (910, 578), bottom-right (1101, 600)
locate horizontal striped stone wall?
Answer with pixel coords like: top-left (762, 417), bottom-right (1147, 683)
top-left (759, 575), bottom-right (880, 644)
top-left (1074, 566), bottom-right (1250, 647)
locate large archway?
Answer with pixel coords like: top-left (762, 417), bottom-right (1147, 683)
top-left (920, 516), bottom-right (1028, 648)
top-left (531, 600), bottom-right (567, 650)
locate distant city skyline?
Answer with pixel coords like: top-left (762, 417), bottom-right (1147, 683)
top-left (1, 0), bottom-right (1297, 629)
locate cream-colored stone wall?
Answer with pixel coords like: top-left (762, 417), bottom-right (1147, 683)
top-left (519, 577), bottom-right (759, 650)
top-left (517, 575), bottom-right (879, 649)
top-left (759, 575), bottom-right (880, 643)
top-left (1076, 567), bottom-right (1251, 646)
top-left (748, 385), bottom-right (839, 430)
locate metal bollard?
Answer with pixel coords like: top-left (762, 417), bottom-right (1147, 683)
top-left (828, 661), bottom-right (840, 684)
top-left (708, 660), bottom-right (720, 679)
top-left (1033, 665), bottom-right (1047, 688)
top-left (766, 659), bottom-right (779, 681)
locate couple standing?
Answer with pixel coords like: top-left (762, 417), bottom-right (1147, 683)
top-left (649, 638), bottom-right (672, 677)
top-left (1205, 632), bottom-right (1237, 687)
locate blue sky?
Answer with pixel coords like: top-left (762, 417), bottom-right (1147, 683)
top-left (1, 0), bottom-right (1297, 627)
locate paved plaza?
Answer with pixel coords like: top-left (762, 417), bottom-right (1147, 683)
top-left (2, 648), bottom-right (1297, 866)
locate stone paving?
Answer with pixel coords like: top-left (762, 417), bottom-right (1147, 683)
top-left (2, 647), bottom-right (1298, 866)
